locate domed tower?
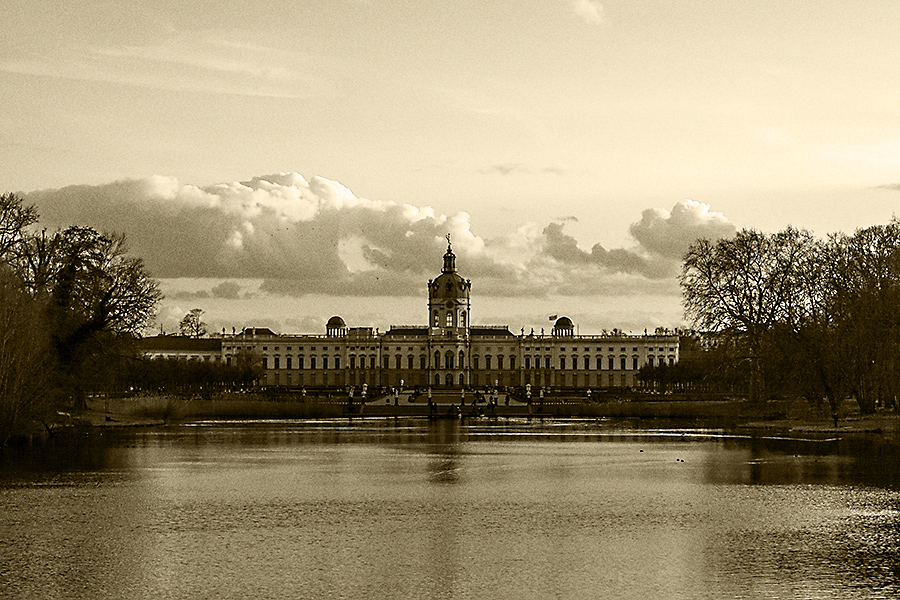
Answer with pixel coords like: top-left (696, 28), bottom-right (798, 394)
top-left (326, 315), bottom-right (347, 337)
top-left (552, 316), bottom-right (575, 337)
top-left (428, 236), bottom-right (471, 337)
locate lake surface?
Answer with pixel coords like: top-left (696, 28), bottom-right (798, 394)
top-left (1, 418), bottom-right (899, 599)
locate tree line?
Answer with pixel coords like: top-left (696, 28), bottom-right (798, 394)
top-left (0, 192), bottom-right (161, 442)
top-left (116, 352), bottom-right (263, 398)
top-left (679, 223), bottom-right (900, 419)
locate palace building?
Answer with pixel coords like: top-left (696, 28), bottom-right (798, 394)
top-left (215, 240), bottom-right (679, 391)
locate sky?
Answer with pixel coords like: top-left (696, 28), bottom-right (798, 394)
top-left (2, 0), bottom-right (899, 336)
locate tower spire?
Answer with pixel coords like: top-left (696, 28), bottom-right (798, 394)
top-left (442, 233), bottom-right (456, 273)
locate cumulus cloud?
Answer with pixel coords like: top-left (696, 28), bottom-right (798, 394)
top-left (26, 173), bottom-right (735, 301)
top-left (532, 200), bottom-right (736, 281)
top-left (538, 222), bottom-right (673, 280)
top-left (28, 173), bottom-right (500, 294)
top-left (629, 200), bottom-right (736, 259)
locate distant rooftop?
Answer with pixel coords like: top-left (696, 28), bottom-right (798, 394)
top-left (470, 326), bottom-right (514, 337)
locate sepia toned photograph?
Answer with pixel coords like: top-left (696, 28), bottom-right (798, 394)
top-left (2, 1), bottom-right (899, 598)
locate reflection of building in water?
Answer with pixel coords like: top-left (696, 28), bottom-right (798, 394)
top-left (425, 421), bottom-right (463, 485)
top-left (141, 240), bottom-right (679, 390)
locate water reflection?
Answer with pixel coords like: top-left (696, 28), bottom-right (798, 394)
top-left (423, 420), bottom-right (464, 485)
top-left (1, 419), bottom-right (898, 600)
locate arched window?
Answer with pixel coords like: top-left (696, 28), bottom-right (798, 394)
top-left (445, 373), bottom-right (453, 386)
top-left (433, 311), bottom-right (439, 327)
top-left (434, 373), bottom-right (441, 386)
top-left (459, 350), bottom-right (464, 366)
top-left (445, 311), bottom-right (453, 327)
top-left (434, 351), bottom-right (441, 369)
top-left (460, 311), bottom-right (467, 328)
top-left (445, 351), bottom-right (454, 370)
top-left (458, 373), bottom-right (464, 386)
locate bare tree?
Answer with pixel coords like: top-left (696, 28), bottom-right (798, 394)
top-left (0, 192), bottom-right (38, 258)
top-left (0, 194), bottom-right (163, 425)
top-left (827, 222), bottom-right (900, 413)
top-left (680, 228), bottom-right (815, 402)
top-left (179, 308), bottom-right (208, 338)
top-left (0, 267), bottom-right (50, 443)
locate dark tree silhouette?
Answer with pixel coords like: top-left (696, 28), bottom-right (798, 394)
top-left (179, 308), bottom-right (208, 338)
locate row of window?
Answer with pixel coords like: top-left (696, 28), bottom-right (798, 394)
top-left (237, 343), bottom-right (676, 356)
top-left (270, 356), bottom-right (347, 370)
top-left (268, 371), bottom-right (642, 388)
top-left (542, 356), bottom-right (676, 370)
top-left (266, 354), bottom-right (676, 370)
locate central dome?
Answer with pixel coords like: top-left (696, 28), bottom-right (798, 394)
top-left (430, 239), bottom-right (469, 300)
top-left (428, 236), bottom-right (471, 333)
top-left (431, 271), bottom-right (468, 299)
top-left (554, 316), bottom-right (574, 330)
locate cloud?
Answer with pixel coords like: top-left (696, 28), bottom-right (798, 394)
top-left (534, 200), bottom-right (736, 280)
top-left (26, 173), bottom-right (735, 301)
top-left (571, 0), bottom-right (605, 25)
top-left (211, 281), bottom-right (244, 300)
top-left (28, 173), bottom-right (498, 293)
top-left (629, 200), bottom-right (736, 259)
top-left (479, 163), bottom-right (570, 176)
top-left (539, 222), bottom-right (674, 279)
top-left (0, 34), bottom-right (332, 98)
top-left (480, 163), bottom-right (525, 176)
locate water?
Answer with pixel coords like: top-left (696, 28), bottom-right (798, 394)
top-left (1, 419), bottom-right (899, 599)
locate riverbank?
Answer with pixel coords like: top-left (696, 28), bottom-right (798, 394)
top-left (67, 394), bottom-right (899, 442)
top-left (4, 393), bottom-right (890, 450)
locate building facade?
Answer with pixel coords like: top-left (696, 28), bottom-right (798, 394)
top-left (138, 335), bottom-right (224, 363)
top-left (218, 241), bottom-right (680, 391)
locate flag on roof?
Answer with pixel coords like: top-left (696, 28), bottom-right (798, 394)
top-left (549, 314), bottom-right (557, 321)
